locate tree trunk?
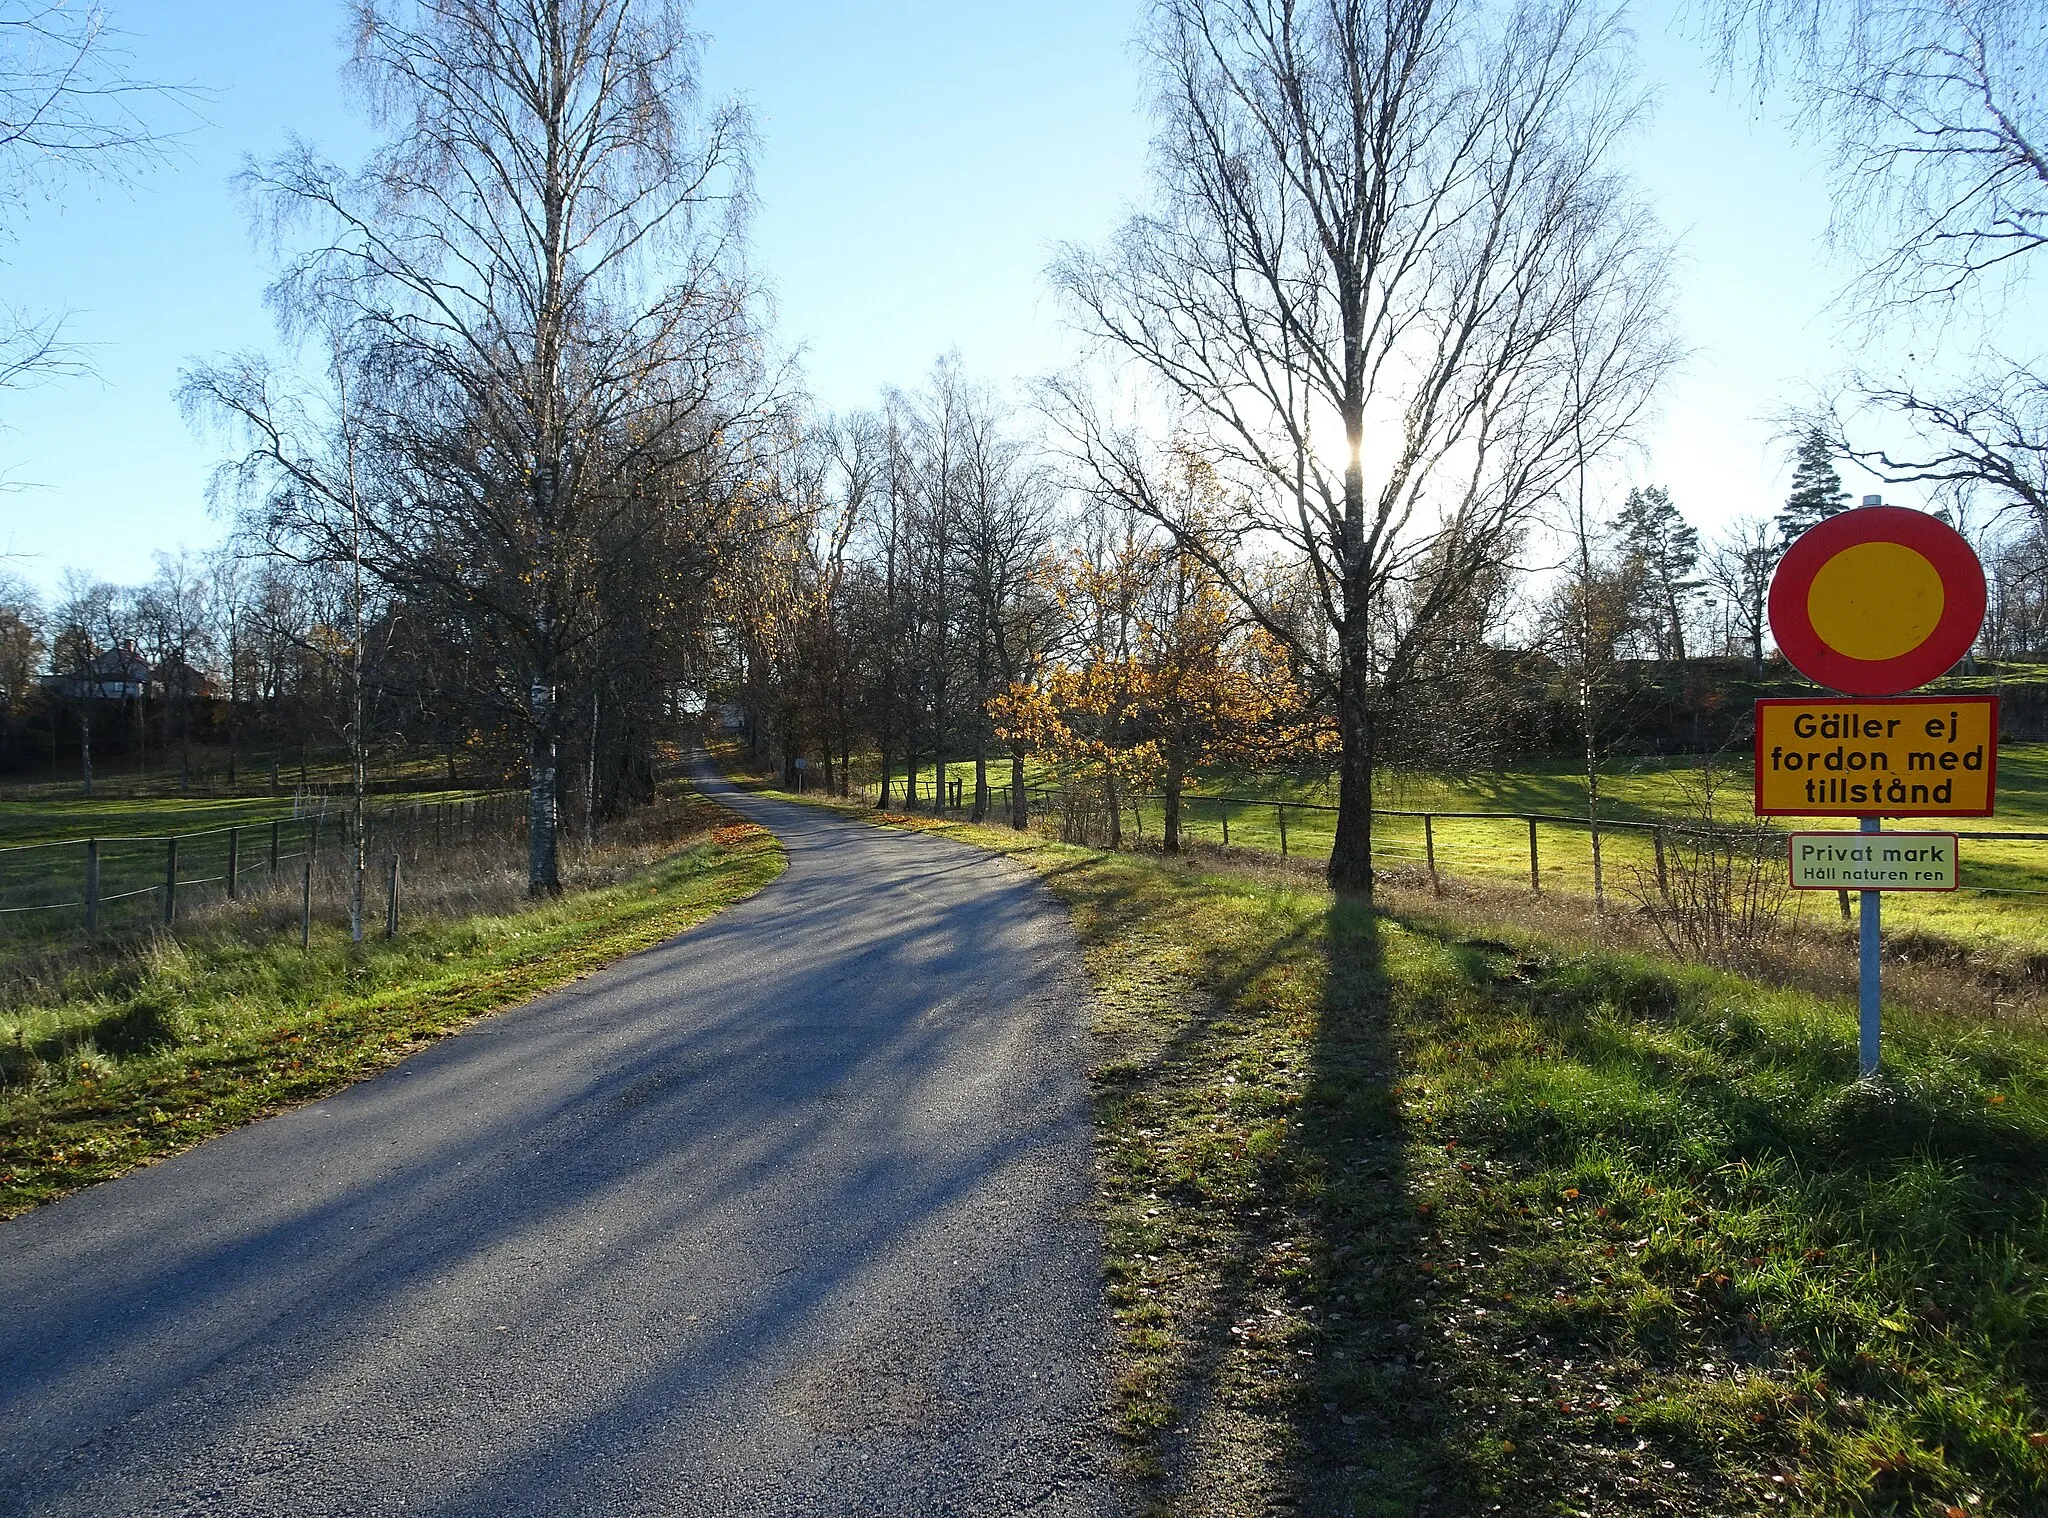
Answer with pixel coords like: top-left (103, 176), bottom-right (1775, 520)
top-left (1106, 773), bottom-right (1123, 850)
top-left (586, 689), bottom-right (599, 849)
top-left (1163, 757), bottom-right (1184, 854)
top-left (528, 674), bottom-right (561, 896)
top-left (79, 708), bottom-right (92, 798)
top-left (971, 740), bottom-right (988, 823)
top-left (349, 779), bottom-right (366, 944)
top-left (1587, 727), bottom-right (1605, 916)
top-left (1328, 665), bottom-right (1375, 897)
top-left (1009, 749), bottom-right (1028, 830)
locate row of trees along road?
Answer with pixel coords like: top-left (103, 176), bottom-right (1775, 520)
top-left (732, 0), bottom-right (1683, 901)
top-left (718, 361), bottom-right (1062, 828)
top-left (15, 0), bottom-right (2048, 904)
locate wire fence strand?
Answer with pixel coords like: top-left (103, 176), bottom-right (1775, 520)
top-left (841, 776), bottom-right (2048, 907)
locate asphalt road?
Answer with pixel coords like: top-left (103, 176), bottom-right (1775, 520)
top-left (0, 765), bottom-right (1122, 1517)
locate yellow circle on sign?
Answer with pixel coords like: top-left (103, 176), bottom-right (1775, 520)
top-left (1807, 541), bottom-right (1945, 661)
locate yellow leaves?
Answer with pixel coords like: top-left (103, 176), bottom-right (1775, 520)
top-left (996, 520), bottom-right (1325, 782)
top-left (989, 679), bottom-right (1064, 750)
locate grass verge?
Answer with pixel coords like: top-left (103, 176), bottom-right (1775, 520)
top-left (0, 791), bottom-right (783, 1218)
top-left (749, 783), bottom-right (2048, 1518)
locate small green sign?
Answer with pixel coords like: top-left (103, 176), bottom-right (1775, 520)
top-left (1788, 831), bottom-right (1959, 891)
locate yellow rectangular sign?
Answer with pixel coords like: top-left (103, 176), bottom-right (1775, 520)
top-left (1789, 832), bottom-right (1959, 890)
top-left (1754, 697), bottom-right (1998, 817)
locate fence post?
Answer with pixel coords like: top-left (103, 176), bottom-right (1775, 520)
top-left (1277, 803), bottom-right (1289, 857)
top-left (385, 855), bottom-right (401, 939)
top-left (1221, 801), bottom-right (1230, 848)
top-left (269, 818), bottom-right (280, 877)
top-left (227, 827), bottom-right (240, 901)
top-left (1527, 818), bottom-right (1540, 895)
top-left (163, 836), bottom-right (179, 926)
top-left (1653, 829), bottom-right (1669, 902)
top-left (1425, 814), bottom-right (1439, 896)
top-left (300, 858), bottom-right (312, 949)
top-left (84, 838), bottom-right (99, 938)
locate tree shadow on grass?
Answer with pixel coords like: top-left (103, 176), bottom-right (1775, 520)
top-left (1090, 882), bottom-right (1511, 1517)
top-left (1303, 917), bottom-right (2048, 1517)
top-left (1280, 899), bottom-right (1493, 1518)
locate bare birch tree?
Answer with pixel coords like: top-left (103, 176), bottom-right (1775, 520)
top-left (0, 1), bottom-right (190, 391)
top-left (186, 0), bottom-right (764, 894)
top-left (1050, 0), bottom-right (1677, 896)
top-left (1718, 0), bottom-right (2047, 312)
top-left (1722, 0), bottom-right (2048, 527)
top-left (950, 382), bottom-right (1058, 824)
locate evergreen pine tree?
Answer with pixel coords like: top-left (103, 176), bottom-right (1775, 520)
top-left (1775, 428), bottom-right (1850, 548)
top-left (1613, 484), bottom-right (1700, 660)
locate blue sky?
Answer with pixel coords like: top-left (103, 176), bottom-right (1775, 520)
top-left (0, 0), bottom-right (1976, 601)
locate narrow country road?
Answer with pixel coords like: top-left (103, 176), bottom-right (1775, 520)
top-left (0, 765), bottom-right (1122, 1517)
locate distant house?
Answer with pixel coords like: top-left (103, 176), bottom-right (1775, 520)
top-left (40, 640), bottom-right (154, 700)
top-left (150, 651), bottom-right (215, 701)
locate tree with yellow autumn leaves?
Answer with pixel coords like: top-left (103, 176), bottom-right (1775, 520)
top-left (994, 488), bottom-right (1309, 853)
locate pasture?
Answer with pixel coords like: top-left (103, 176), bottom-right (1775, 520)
top-left (897, 745), bottom-right (2048, 948)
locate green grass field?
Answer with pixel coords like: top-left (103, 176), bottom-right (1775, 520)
top-left (0, 788), bottom-right (524, 948)
top-left (0, 741), bottom-right (487, 805)
top-left (0, 773), bottom-right (520, 847)
top-left (0, 793), bottom-right (310, 847)
top-left (888, 745), bottom-right (2048, 948)
top-left (756, 782), bottom-right (2048, 1517)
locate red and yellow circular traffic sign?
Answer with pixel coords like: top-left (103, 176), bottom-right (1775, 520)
top-left (1767, 506), bottom-right (1986, 696)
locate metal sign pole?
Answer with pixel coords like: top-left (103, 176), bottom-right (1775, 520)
top-left (1859, 815), bottom-right (1881, 1077)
